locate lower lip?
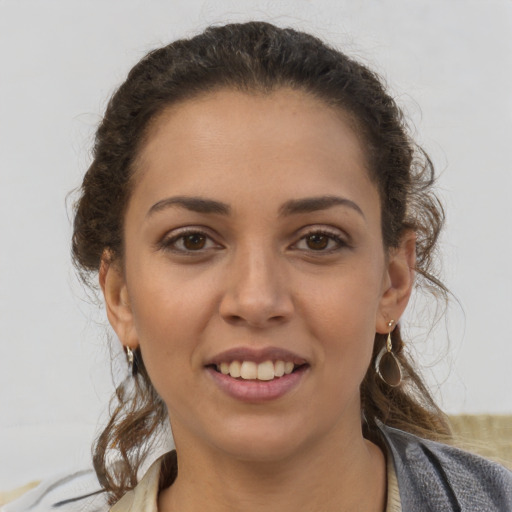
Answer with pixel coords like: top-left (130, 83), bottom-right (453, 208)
top-left (206, 366), bottom-right (308, 402)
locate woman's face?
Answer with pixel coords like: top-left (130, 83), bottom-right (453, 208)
top-left (103, 88), bottom-right (413, 462)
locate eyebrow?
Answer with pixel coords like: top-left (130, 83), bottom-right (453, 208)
top-left (279, 195), bottom-right (365, 219)
top-left (146, 194), bottom-right (364, 219)
top-left (147, 196), bottom-right (231, 217)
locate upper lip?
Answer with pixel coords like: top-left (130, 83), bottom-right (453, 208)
top-left (205, 346), bottom-right (308, 366)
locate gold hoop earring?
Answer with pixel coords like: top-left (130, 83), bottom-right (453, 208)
top-left (375, 320), bottom-right (402, 387)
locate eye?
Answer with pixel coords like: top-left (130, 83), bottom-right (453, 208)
top-left (159, 229), bottom-right (221, 253)
top-left (180, 233), bottom-right (208, 250)
top-left (293, 230), bottom-right (347, 252)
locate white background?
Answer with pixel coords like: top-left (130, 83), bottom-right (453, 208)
top-left (1, 0), bottom-right (511, 489)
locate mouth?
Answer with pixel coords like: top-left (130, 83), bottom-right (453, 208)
top-left (207, 360), bottom-right (308, 381)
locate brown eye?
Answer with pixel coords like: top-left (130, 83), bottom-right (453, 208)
top-left (160, 229), bottom-right (221, 254)
top-left (305, 234), bottom-right (329, 250)
top-left (183, 233), bottom-right (207, 250)
top-left (293, 230), bottom-right (346, 253)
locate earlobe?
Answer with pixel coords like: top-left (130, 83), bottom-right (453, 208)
top-left (99, 254), bottom-right (138, 349)
top-left (376, 231), bottom-right (416, 333)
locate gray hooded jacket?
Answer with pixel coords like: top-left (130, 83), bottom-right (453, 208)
top-left (381, 424), bottom-right (512, 511)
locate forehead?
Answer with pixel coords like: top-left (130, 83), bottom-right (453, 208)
top-left (142, 87), bottom-right (365, 154)
top-left (131, 87), bottom-right (378, 216)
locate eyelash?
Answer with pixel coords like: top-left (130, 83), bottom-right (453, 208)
top-left (293, 229), bottom-right (348, 253)
top-left (158, 227), bottom-right (348, 255)
top-left (158, 228), bottom-right (220, 254)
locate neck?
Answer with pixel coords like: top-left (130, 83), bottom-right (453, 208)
top-left (158, 422), bottom-right (386, 512)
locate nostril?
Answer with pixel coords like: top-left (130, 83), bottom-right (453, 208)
top-left (224, 314), bottom-right (245, 325)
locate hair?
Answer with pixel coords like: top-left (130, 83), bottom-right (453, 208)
top-left (72, 21), bottom-right (451, 504)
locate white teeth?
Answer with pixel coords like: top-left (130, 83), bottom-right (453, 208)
top-left (240, 361), bottom-right (258, 379)
top-left (257, 360), bottom-right (275, 381)
top-left (215, 359), bottom-right (300, 380)
top-left (229, 360), bottom-right (241, 378)
top-left (274, 360), bottom-right (285, 377)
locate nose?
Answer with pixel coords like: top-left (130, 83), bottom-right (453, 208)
top-left (219, 245), bottom-right (294, 328)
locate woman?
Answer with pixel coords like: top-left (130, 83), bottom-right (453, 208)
top-left (17, 21), bottom-right (511, 511)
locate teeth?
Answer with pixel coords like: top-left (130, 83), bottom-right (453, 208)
top-left (274, 360), bottom-right (285, 377)
top-left (257, 360), bottom-right (275, 381)
top-left (240, 361), bottom-right (258, 379)
top-left (229, 360), bottom-right (241, 378)
top-left (216, 360), bottom-right (300, 380)
top-left (284, 361), bottom-right (294, 375)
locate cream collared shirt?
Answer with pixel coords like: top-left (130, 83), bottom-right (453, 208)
top-left (110, 452), bottom-right (401, 512)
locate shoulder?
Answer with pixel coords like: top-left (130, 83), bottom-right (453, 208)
top-left (110, 456), bottom-right (162, 512)
top-left (1, 469), bottom-right (108, 512)
top-left (380, 423), bottom-right (512, 511)
top-left (2, 453), bottom-right (169, 512)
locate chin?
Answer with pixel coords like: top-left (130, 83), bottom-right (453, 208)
top-left (217, 434), bottom-right (306, 463)
top-left (202, 414), bottom-right (325, 464)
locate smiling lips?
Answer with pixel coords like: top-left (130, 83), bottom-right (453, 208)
top-left (206, 347), bottom-right (308, 399)
top-left (216, 360), bottom-right (297, 381)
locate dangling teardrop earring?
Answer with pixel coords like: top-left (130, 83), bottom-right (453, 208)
top-left (375, 320), bottom-right (402, 387)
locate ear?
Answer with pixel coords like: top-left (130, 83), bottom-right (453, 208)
top-left (376, 231), bottom-right (416, 333)
top-left (99, 252), bottom-right (138, 350)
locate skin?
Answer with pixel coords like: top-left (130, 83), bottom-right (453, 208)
top-left (101, 88), bottom-right (415, 511)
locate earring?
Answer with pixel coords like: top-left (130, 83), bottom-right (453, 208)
top-left (125, 346), bottom-right (137, 377)
top-left (375, 320), bottom-right (402, 387)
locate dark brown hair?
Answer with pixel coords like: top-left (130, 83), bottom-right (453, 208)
top-left (72, 21), bottom-right (450, 504)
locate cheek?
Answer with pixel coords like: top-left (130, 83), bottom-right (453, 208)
top-left (126, 267), bottom-right (214, 375)
top-left (129, 256), bottom-right (217, 327)
top-left (298, 262), bottom-right (384, 365)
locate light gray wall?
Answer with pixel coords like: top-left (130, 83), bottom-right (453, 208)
top-left (1, 0), bottom-right (511, 489)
